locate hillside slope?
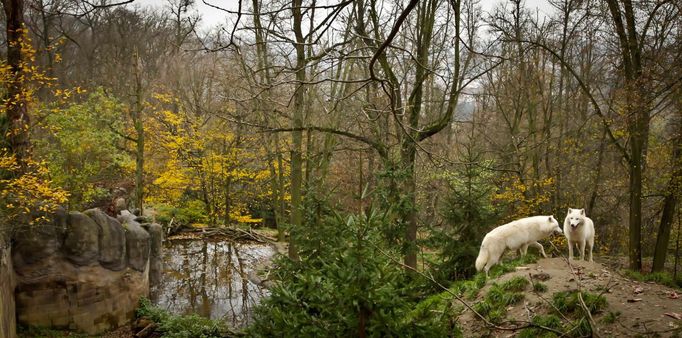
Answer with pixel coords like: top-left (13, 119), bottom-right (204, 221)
top-left (458, 258), bottom-right (681, 337)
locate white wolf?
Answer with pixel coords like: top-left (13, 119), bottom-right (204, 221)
top-left (475, 216), bottom-right (563, 275)
top-left (563, 208), bottom-right (595, 262)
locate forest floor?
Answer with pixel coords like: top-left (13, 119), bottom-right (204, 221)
top-left (458, 257), bottom-right (682, 337)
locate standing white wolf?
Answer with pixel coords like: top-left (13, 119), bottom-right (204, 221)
top-left (563, 208), bottom-right (595, 262)
top-left (475, 216), bottom-right (563, 275)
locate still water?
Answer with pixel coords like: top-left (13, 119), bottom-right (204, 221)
top-left (151, 240), bottom-right (276, 328)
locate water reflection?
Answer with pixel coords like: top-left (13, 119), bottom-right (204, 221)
top-left (151, 240), bottom-right (275, 328)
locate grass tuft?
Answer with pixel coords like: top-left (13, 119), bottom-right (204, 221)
top-left (533, 281), bottom-right (548, 292)
top-left (518, 314), bottom-right (563, 338)
top-left (473, 282), bottom-right (525, 324)
top-left (601, 311), bottom-right (621, 324)
top-left (552, 290), bottom-right (607, 315)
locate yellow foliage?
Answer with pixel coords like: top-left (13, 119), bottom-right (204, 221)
top-left (143, 92), bottom-right (285, 225)
top-left (0, 151), bottom-right (69, 226)
top-left (493, 175), bottom-right (554, 222)
top-left (1, 29), bottom-right (71, 226)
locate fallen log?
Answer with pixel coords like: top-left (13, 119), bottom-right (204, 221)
top-left (168, 226), bottom-right (277, 244)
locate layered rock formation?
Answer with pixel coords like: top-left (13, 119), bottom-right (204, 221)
top-left (10, 208), bottom-right (162, 335)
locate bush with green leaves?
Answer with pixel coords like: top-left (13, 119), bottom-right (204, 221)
top-left (136, 298), bottom-right (227, 338)
top-left (154, 200), bottom-right (209, 226)
top-left (247, 210), bottom-right (453, 337)
top-left (34, 88), bottom-right (132, 209)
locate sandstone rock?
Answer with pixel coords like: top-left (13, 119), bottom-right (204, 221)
top-left (123, 220), bottom-right (150, 272)
top-left (117, 210), bottom-right (135, 224)
top-left (84, 209), bottom-right (126, 271)
top-left (53, 206), bottom-right (68, 238)
top-left (12, 222), bottom-right (60, 268)
top-left (113, 197), bottom-right (127, 214)
top-left (64, 212), bottom-right (100, 266)
top-left (143, 223), bottom-right (163, 285)
top-left (13, 208), bottom-right (71, 280)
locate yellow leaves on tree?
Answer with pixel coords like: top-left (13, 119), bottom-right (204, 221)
top-left (0, 150), bottom-right (68, 227)
top-left (144, 98), bottom-right (279, 225)
top-left (493, 175), bottom-right (554, 222)
top-left (1, 29), bottom-right (69, 228)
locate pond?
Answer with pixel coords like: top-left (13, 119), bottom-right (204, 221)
top-left (150, 239), bottom-right (276, 328)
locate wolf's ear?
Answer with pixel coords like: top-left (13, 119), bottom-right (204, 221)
top-left (567, 208), bottom-right (572, 214)
top-left (549, 216), bottom-right (554, 222)
top-left (580, 209), bottom-right (585, 216)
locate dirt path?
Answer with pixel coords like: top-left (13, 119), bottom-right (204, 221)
top-left (459, 258), bottom-right (681, 337)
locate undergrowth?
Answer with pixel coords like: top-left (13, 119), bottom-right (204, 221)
top-left (17, 325), bottom-right (91, 338)
top-left (472, 276), bottom-right (529, 324)
top-left (136, 298), bottom-right (229, 338)
top-left (409, 255), bottom-right (538, 329)
top-left (518, 290), bottom-right (608, 337)
top-left (623, 270), bottom-right (682, 288)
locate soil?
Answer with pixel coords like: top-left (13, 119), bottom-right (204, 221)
top-left (458, 257), bottom-right (682, 337)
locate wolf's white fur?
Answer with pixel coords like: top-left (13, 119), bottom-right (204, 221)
top-left (475, 215), bottom-right (563, 275)
top-left (563, 208), bottom-right (595, 262)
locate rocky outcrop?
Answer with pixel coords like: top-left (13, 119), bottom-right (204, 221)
top-left (144, 223), bottom-right (164, 285)
top-left (120, 215), bottom-right (150, 272)
top-left (1, 240), bottom-right (16, 338)
top-left (84, 208), bottom-right (126, 271)
top-left (11, 208), bottom-right (163, 335)
top-left (63, 212), bottom-right (100, 266)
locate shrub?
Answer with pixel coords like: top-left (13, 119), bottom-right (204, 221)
top-left (427, 156), bottom-right (500, 283)
top-left (154, 200), bottom-right (208, 226)
top-left (136, 298), bottom-right (227, 338)
top-left (247, 211), bottom-right (452, 337)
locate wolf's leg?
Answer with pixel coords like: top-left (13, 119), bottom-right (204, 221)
top-left (484, 258), bottom-right (496, 277)
top-left (587, 237), bottom-right (594, 262)
top-left (519, 244), bottom-right (528, 256)
top-left (568, 240), bottom-right (574, 260)
top-left (485, 250), bottom-right (501, 276)
top-left (578, 240), bottom-right (586, 261)
top-left (529, 242), bottom-right (547, 258)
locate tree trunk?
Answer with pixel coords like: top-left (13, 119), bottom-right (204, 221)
top-left (288, 0), bottom-right (306, 260)
top-left (652, 109), bottom-right (682, 272)
top-left (606, 0), bottom-right (646, 271)
top-left (628, 135), bottom-right (643, 271)
top-left (2, 0), bottom-right (30, 163)
top-left (132, 50), bottom-right (145, 214)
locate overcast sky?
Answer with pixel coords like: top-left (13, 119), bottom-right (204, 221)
top-left (134, 0), bottom-right (556, 32)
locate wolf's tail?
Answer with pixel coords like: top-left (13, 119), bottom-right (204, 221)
top-left (475, 245), bottom-right (488, 272)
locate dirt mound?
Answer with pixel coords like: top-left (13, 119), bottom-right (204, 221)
top-left (459, 257), bottom-right (681, 337)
